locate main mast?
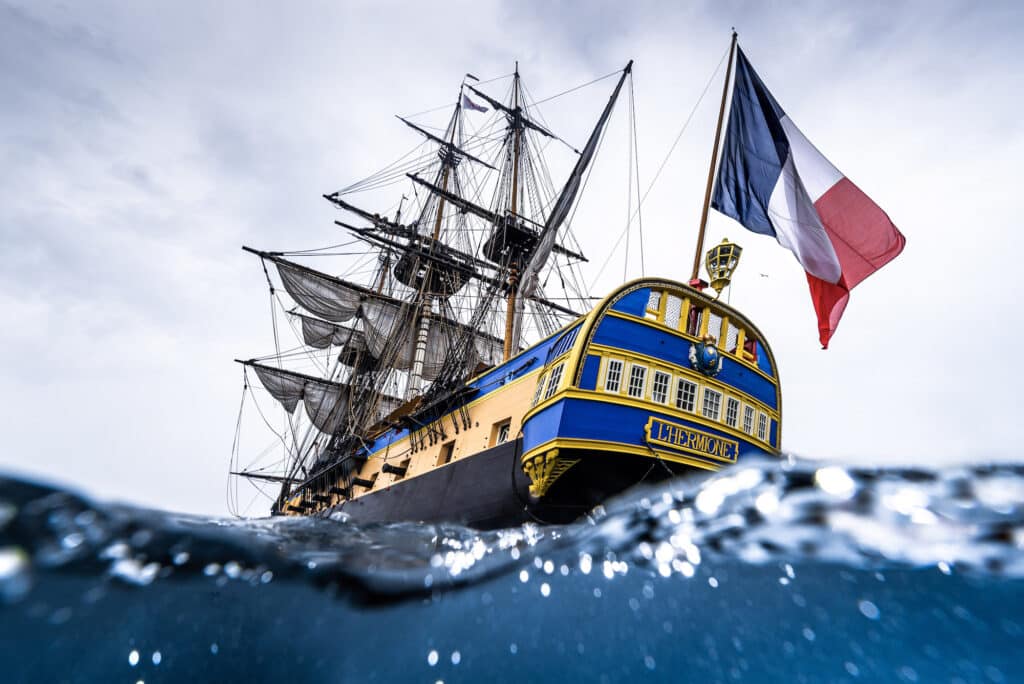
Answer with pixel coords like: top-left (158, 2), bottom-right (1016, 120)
top-left (409, 101), bottom-right (461, 397)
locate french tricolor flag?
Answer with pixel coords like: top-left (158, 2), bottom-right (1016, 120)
top-left (712, 48), bottom-right (906, 348)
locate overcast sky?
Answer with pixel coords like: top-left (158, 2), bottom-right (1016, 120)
top-left (2, 1), bottom-right (1022, 515)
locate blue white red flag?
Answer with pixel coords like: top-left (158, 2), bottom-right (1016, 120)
top-left (712, 48), bottom-right (905, 348)
top-left (461, 93), bottom-right (488, 113)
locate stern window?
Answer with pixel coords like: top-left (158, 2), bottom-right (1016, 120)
top-left (757, 413), bottom-right (768, 442)
top-left (725, 397), bottom-right (740, 428)
top-left (532, 373), bottom-right (547, 406)
top-left (544, 364), bottom-right (564, 400)
top-left (702, 388), bottom-right (722, 421)
top-left (604, 359), bottom-right (623, 393)
top-left (675, 378), bottom-right (697, 412)
top-left (651, 371), bottom-right (671, 404)
top-left (627, 365), bottom-right (647, 399)
top-left (743, 405), bottom-right (755, 434)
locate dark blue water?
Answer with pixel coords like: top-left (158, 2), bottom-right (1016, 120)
top-left (2, 458), bottom-right (1022, 683)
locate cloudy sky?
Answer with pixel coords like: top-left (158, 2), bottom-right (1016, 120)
top-left (2, 1), bottom-right (1022, 515)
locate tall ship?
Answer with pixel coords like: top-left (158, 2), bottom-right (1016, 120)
top-left (231, 42), bottom-right (787, 528)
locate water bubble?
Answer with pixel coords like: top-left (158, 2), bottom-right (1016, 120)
top-left (858, 600), bottom-right (880, 620)
top-left (559, 564), bottom-right (569, 576)
top-left (815, 467), bottom-right (856, 499)
top-left (128, 650), bottom-right (140, 666)
top-left (450, 650), bottom-right (461, 665)
top-left (755, 490), bottom-right (779, 514)
top-left (644, 655), bottom-right (656, 670)
top-left (802, 627), bottom-right (816, 642)
top-left (172, 552), bottom-right (190, 566)
top-left (509, 643), bottom-right (518, 655)
top-left (844, 661), bottom-right (860, 676)
top-left (210, 643), bottom-right (218, 655)
top-left (224, 561), bottom-right (242, 579)
top-left (152, 651), bottom-right (162, 665)
top-left (61, 532), bottom-right (84, 550)
top-left (593, 587), bottom-right (602, 598)
top-left (427, 649), bottom-right (439, 666)
top-left (708, 577), bottom-right (719, 588)
top-left (0, 546), bottom-right (28, 580)
top-left (540, 582), bottom-right (550, 597)
top-left (111, 559), bottom-right (159, 586)
top-left (518, 570), bottom-right (529, 583)
top-left (203, 563), bottom-right (221, 577)
top-left (260, 570), bottom-right (274, 584)
top-left (579, 553), bottom-right (592, 575)
top-left (543, 560), bottom-right (554, 574)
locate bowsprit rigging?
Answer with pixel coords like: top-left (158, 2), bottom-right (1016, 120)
top-left (229, 48), bottom-right (786, 526)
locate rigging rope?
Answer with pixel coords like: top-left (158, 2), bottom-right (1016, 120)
top-left (588, 44), bottom-right (730, 290)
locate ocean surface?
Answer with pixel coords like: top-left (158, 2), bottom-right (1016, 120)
top-left (2, 457), bottom-right (1022, 683)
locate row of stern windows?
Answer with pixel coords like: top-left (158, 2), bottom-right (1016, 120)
top-left (528, 355), bottom-right (772, 444)
top-left (601, 357), bottom-right (771, 443)
top-left (644, 289), bottom-right (763, 367)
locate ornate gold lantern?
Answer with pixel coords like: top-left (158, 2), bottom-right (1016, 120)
top-left (705, 238), bottom-right (742, 296)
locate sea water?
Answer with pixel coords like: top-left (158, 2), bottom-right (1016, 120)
top-left (1, 457), bottom-right (1022, 683)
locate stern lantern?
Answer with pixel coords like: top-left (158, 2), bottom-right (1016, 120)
top-left (705, 238), bottom-right (742, 297)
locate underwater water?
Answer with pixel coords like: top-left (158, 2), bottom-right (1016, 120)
top-left (2, 458), bottom-right (1023, 683)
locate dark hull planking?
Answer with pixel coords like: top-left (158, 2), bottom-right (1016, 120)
top-left (325, 438), bottom-right (698, 529)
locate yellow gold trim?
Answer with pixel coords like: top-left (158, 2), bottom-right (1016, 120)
top-left (521, 448), bottom-right (581, 498)
top-left (644, 416), bottom-right (739, 464)
top-left (521, 437), bottom-right (724, 473)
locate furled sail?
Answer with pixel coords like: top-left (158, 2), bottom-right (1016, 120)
top-left (293, 312), bottom-right (368, 352)
top-left (360, 299), bottom-right (504, 380)
top-left (248, 362), bottom-right (400, 434)
top-left (274, 258), bottom-right (364, 323)
top-left (249, 363), bottom-right (349, 433)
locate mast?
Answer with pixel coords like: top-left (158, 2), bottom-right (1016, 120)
top-left (690, 30), bottom-right (738, 283)
top-left (503, 63), bottom-right (522, 361)
top-left (408, 100), bottom-right (460, 396)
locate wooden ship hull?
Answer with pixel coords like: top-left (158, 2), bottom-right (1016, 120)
top-left (287, 278), bottom-right (781, 528)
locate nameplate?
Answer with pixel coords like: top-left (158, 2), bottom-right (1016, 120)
top-left (645, 417), bottom-right (739, 464)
